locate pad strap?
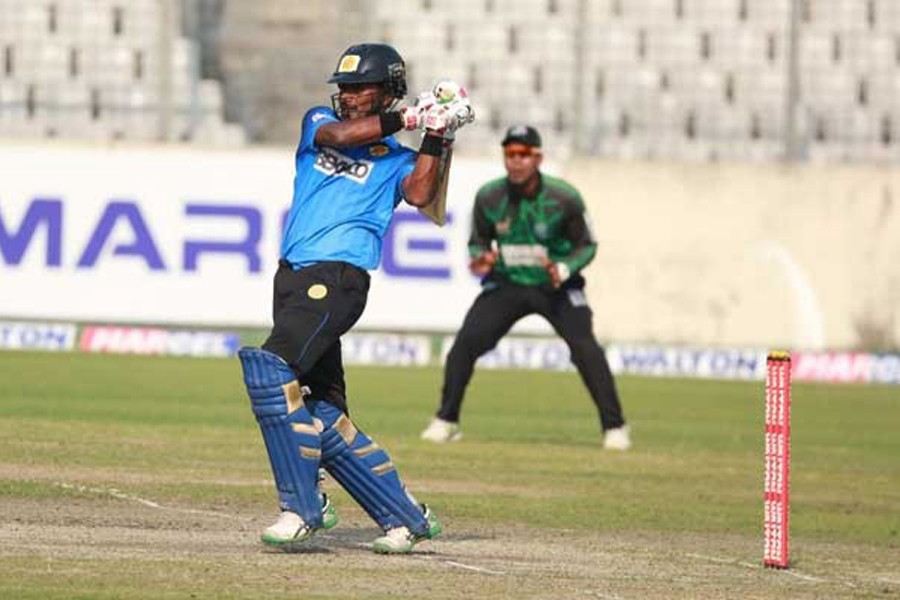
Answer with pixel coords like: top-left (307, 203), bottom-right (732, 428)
top-left (309, 400), bottom-right (428, 535)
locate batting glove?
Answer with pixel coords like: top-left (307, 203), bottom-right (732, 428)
top-left (417, 81), bottom-right (475, 138)
top-left (422, 103), bottom-right (454, 136)
top-left (398, 103), bottom-right (423, 131)
top-left (433, 80), bottom-right (475, 132)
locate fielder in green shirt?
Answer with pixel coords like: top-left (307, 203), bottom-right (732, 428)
top-left (421, 125), bottom-right (631, 450)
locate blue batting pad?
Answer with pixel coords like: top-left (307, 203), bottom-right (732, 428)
top-left (238, 347), bottom-right (323, 527)
top-left (308, 400), bottom-right (428, 536)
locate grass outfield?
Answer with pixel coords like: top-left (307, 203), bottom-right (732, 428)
top-left (0, 352), bottom-right (898, 599)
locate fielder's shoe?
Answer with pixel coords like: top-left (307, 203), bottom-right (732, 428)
top-left (603, 425), bottom-right (632, 451)
top-left (320, 493), bottom-right (339, 530)
top-left (420, 417), bottom-right (462, 443)
top-left (372, 504), bottom-right (443, 554)
top-left (261, 511), bottom-right (316, 546)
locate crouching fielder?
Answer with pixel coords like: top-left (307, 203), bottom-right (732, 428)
top-left (237, 43), bottom-right (473, 554)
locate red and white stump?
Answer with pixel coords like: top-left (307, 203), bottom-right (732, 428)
top-left (764, 351), bottom-right (792, 569)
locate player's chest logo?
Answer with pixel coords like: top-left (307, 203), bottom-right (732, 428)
top-left (496, 218), bottom-right (511, 235)
top-left (533, 221), bottom-right (549, 240)
top-left (315, 147), bottom-right (374, 184)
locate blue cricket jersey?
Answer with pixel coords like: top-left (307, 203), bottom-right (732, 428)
top-left (280, 106), bottom-right (417, 270)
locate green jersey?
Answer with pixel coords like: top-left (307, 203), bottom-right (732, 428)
top-left (469, 173), bottom-right (597, 288)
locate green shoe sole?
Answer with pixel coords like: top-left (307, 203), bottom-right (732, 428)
top-left (425, 521), bottom-right (442, 539)
top-left (260, 529), bottom-right (316, 547)
top-left (417, 506), bottom-right (443, 541)
top-left (371, 540), bottom-right (414, 554)
top-left (322, 508), bottom-right (339, 530)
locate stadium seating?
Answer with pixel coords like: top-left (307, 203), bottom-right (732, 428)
top-left (0, 0), bottom-right (897, 163)
top-left (0, 0), bottom-right (242, 145)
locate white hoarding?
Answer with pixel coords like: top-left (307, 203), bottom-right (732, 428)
top-left (0, 144), bottom-right (551, 333)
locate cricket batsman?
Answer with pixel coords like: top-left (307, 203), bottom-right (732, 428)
top-left (237, 43), bottom-right (473, 553)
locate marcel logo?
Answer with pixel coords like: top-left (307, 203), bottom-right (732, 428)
top-left (314, 147), bottom-right (373, 184)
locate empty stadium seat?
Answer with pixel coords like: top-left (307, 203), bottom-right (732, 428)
top-left (2, 0), bottom-right (898, 161)
top-left (0, 0), bottom-right (240, 145)
top-left (646, 26), bottom-right (703, 66)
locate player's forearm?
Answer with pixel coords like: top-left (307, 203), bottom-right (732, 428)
top-left (404, 134), bottom-right (448, 207)
top-left (559, 243), bottom-right (597, 274)
top-left (403, 154), bottom-right (442, 207)
top-left (315, 113), bottom-right (400, 147)
top-left (467, 202), bottom-right (495, 255)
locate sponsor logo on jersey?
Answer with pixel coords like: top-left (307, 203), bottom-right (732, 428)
top-left (338, 55), bottom-right (360, 73)
top-left (500, 244), bottom-right (548, 266)
top-left (311, 111), bottom-right (330, 123)
top-left (314, 147), bottom-right (373, 184)
top-left (369, 144), bottom-right (390, 157)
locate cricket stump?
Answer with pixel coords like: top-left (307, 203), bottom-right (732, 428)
top-left (764, 351), bottom-right (791, 569)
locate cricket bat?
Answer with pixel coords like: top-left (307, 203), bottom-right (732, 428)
top-left (418, 140), bottom-right (452, 226)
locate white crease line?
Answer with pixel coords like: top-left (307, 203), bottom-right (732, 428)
top-left (586, 592), bottom-right (624, 600)
top-left (686, 553), bottom-right (826, 583)
top-left (686, 553), bottom-right (759, 570)
top-left (781, 570), bottom-right (827, 583)
top-left (334, 539), bottom-right (506, 574)
top-left (441, 559), bottom-right (506, 576)
top-left (688, 553), bottom-right (900, 589)
top-left (56, 482), bottom-right (244, 520)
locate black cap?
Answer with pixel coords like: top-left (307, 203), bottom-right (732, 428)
top-left (501, 125), bottom-right (542, 147)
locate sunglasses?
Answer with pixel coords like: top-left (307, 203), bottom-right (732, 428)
top-left (503, 148), bottom-right (538, 159)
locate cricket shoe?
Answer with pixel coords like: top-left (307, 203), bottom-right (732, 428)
top-left (420, 417), bottom-right (462, 443)
top-left (321, 493), bottom-right (339, 530)
top-left (260, 511), bottom-right (317, 547)
top-left (603, 425), bottom-right (632, 451)
top-left (417, 504), bottom-right (443, 540)
top-left (372, 504), bottom-right (443, 554)
top-left (317, 469), bottom-right (338, 529)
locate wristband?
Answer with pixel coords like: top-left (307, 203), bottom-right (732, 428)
top-left (419, 134), bottom-right (444, 157)
top-left (379, 111), bottom-right (403, 136)
top-left (555, 262), bottom-right (571, 282)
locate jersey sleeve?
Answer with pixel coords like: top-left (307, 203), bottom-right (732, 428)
top-left (467, 188), bottom-right (494, 258)
top-left (298, 107), bottom-right (339, 152)
top-left (559, 189), bottom-right (598, 274)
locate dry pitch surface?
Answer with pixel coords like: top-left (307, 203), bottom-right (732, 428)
top-left (2, 356), bottom-right (898, 599)
top-left (2, 469), bottom-right (897, 600)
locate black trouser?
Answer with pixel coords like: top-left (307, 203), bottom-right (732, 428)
top-left (438, 280), bottom-right (626, 432)
top-left (262, 260), bottom-right (370, 415)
